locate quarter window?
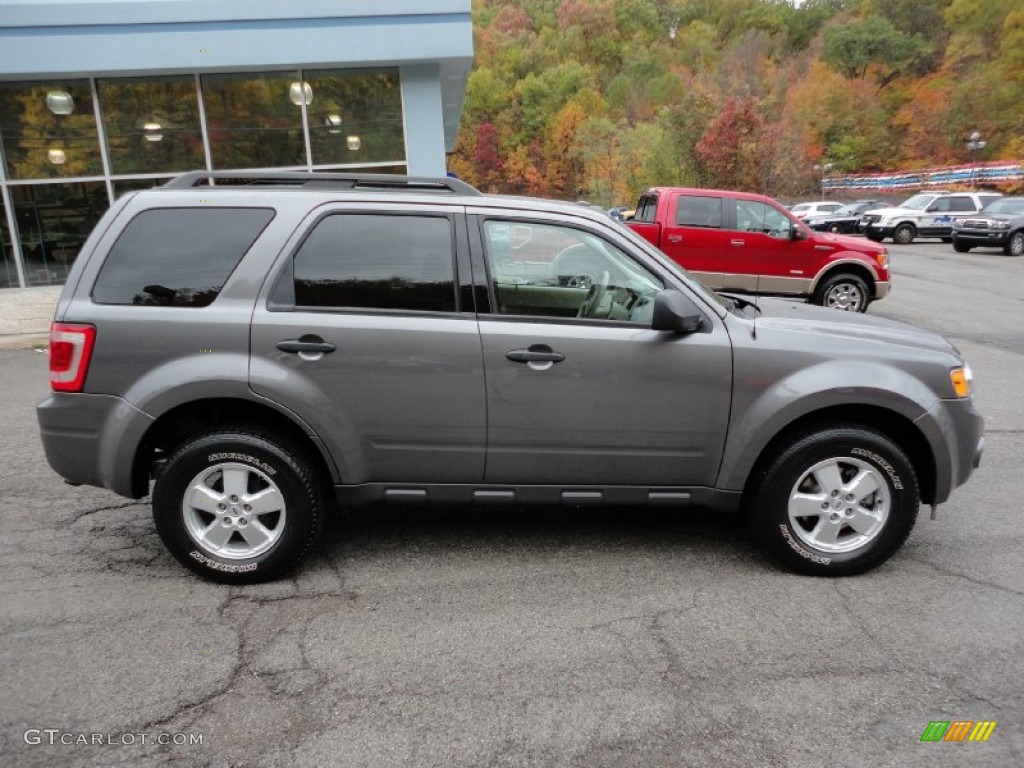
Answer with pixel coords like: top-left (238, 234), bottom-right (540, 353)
top-left (481, 220), bottom-right (662, 324)
top-left (293, 214), bottom-right (455, 311)
top-left (92, 207), bottom-right (273, 306)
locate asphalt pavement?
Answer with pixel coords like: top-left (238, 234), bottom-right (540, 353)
top-left (1, 238), bottom-right (1021, 767)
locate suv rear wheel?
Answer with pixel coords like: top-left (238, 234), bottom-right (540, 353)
top-left (813, 272), bottom-right (870, 313)
top-left (893, 223), bottom-right (916, 245)
top-left (752, 427), bottom-right (919, 576)
top-left (153, 430), bottom-right (325, 583)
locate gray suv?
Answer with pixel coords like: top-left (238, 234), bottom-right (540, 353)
top-left (37, 172), bottom-right (984, 583)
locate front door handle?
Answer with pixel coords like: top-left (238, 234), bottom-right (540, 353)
top-left (277, 335), bottom-right (336, 354)
top-left (730, 239), bottom-right (745, 247)
top-left (506, 346), bottom-right (565, 364)
top-left (667, 234), bottom-right (683, 243)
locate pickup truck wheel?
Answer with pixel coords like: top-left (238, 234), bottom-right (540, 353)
top-left (153, 430), bottom-right (325, 584)
top-left (1004, 232), bottom-right (1024, 257)
top-left (893, 223), bottom-right (916, 245)
top-left (752, 427), bottom-right (919, 576)
top-left (813, 273), bottom-right (869, 313)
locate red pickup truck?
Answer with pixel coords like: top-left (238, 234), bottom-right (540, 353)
top-left (628, 187), bottom-right (891, 312)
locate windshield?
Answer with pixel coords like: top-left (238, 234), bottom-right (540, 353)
top-left (790, 204), bottom-right (810, 213)
top-left (834, 204), bottom-right (859, 216)
top-left (982, 198), bottom-right (1024, 215)
top-left (899, 194), bottom-right (935, 210)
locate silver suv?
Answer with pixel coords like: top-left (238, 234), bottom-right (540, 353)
top-left (859, 191), bottom-right (1002, 244)
top-left (37, 172), bottom-right (984, 583)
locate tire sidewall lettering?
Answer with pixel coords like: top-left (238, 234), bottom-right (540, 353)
top-left (849, 447), bottom-right (903, 490)
top-left (207, 452), bottom-right (277, 476)
top-left (779, 524), bottom-right (832, 565)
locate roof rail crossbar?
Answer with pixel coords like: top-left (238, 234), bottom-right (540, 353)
top-left (163, 170), bottom-right (481, 195)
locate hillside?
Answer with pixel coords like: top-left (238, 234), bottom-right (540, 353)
top-left (449, 0), bottom-right (1024, 204)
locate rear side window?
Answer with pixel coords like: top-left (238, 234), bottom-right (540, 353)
top-left (93, 207), bottom-right (273, 307)
top-left (634, 195), bottom-right (658, 223)
top-left (948, 197), bottom-right (974, 212)
top-left (675, 195), bottom-right (721, 228)
top-left (293, 214), bottom-right (455, 312)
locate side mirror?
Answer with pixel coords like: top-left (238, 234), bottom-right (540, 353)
top-left (651, 290), bottom-right (705, 333)
top-left (791, 225), bottom-right (808, 241)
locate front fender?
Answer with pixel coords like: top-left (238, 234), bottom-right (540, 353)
top-left (717, 359), bottom-right (939, 492)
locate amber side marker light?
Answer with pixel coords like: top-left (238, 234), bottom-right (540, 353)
top-left (950, 366), bottom-right (972, 398)
top-left (50, 323), bottom-right (96, 392)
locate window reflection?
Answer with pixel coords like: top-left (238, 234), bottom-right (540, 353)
top-left (0, 81), bottom-right (103, 179)
top-left (1, 198), bottom-right (18, 289)
top-left (99, 76), bottom-right (204, 174)
top-left (305, 69), bottom-right (405, 166)
top-left (11, 182), bottom-right (109, 286)
top-left (201, 72), bottom-right (307, 169)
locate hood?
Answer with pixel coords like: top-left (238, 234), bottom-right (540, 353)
top-left (750, 298), bottom-right (958, 357)
top-left (961, 213), bottom-right (1018, 223)
top-left (809, 229), bottom-right (887, 255)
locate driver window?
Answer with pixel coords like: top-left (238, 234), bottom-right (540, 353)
top-left (481, 220), bottom-right (663, 324)
top-left (734, 201), bottom-right (791, 239)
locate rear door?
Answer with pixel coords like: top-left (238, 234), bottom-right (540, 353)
top-left (249, 204), bottom-right (486, 485)
top-left (660, 193), bottom-right (728, 285)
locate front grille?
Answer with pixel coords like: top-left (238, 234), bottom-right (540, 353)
top-left (861, 214), bottom-right (880, 224)
top-left (960, 219), bottom-right (988, 229)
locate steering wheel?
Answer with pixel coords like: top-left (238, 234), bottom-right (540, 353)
top-left (577, 271), bottom-right (610, 318)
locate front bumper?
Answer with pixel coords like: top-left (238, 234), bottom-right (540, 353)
top-left (859, 223), bottom-right (895, 239)
top-left (874, 281), bottom-right (891, 299)
top-left (914, 396), bottom-right (984, 505)
top-left (952, 230), bottom-right (1011, 247)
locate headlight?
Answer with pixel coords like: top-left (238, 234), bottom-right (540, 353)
top-left (990, 221), bottom-right (1011, 230)
top-left (952, 219), bottom-right (964, 229)
top-left (950, 365), bottom-right (972, 398)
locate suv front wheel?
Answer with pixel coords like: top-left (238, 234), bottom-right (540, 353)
top-left (752, 427), bottom-right (919, 576)
top-left (153, 430), bottom-right (325, 583)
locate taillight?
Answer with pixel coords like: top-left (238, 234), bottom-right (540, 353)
top-left (49, 323), bottom-right (96, 392)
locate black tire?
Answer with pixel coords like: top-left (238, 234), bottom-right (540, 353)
top-left (812, 272), bottom-right (870, 313)
top-left (940, 237), bottom-right (952, 243)
top-left (893, 223), bottom-right (916, 245)
top-left (153, 430), bottom-right (325, 584)
top-left (952, 240), bottom-right (971, 253)
top-left (1004, 231), bottom-right (1024, 257)
top-left (750, 426), bottom-right (919, 576)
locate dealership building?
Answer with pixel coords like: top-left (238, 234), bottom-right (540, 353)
top-left (0, 0), bottom-right (472, 322)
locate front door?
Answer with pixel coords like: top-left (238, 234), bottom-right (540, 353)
top-left (473, 214), bottom-right (732, 487)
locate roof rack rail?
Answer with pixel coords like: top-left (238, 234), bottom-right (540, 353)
top-left (163, 170), bottom-right (481, 196)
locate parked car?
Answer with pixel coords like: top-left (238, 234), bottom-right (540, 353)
top-left (950, 197), bottom-right (1024, 256)
top-left (37, 171), bottom-right (983, 583)
top-left (858, 191), bottom-right (1002, 244)
top-left (789, 201), bottom-right (844, 220)
top-left (628, 187), bottom-right (890, 312)
top-left (806, 201), bottom-right (880, 234)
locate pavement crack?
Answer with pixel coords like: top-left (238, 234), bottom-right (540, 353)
top-left (65, 500), bottom-right (147, 526)
top-left (831, 582), bottom-right (881, 644)
top-left (905, 556), bottom-right (1024, 598)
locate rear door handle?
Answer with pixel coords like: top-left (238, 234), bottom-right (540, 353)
top-left (506, 346), bottom-right (565, 364)
top-left (731, 239), bottom-right (745, 247)
top-left (277, 335), bottom-right (336, 354)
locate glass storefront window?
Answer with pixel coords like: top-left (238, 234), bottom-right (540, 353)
top-left (99, 76), bottom-right (205, 175)
top-left (305, 69), bottom-right (405, 166)
top-left (1, 197), bottom-right (18, 289)
top-left (0, 81), bottom-right (103, 180)
top-left (113, 177), bottom-right (174, 199)
top-left (201, 72), bottom-right (307, 170)
top-left (11, 182), bottom-right (109, 287)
